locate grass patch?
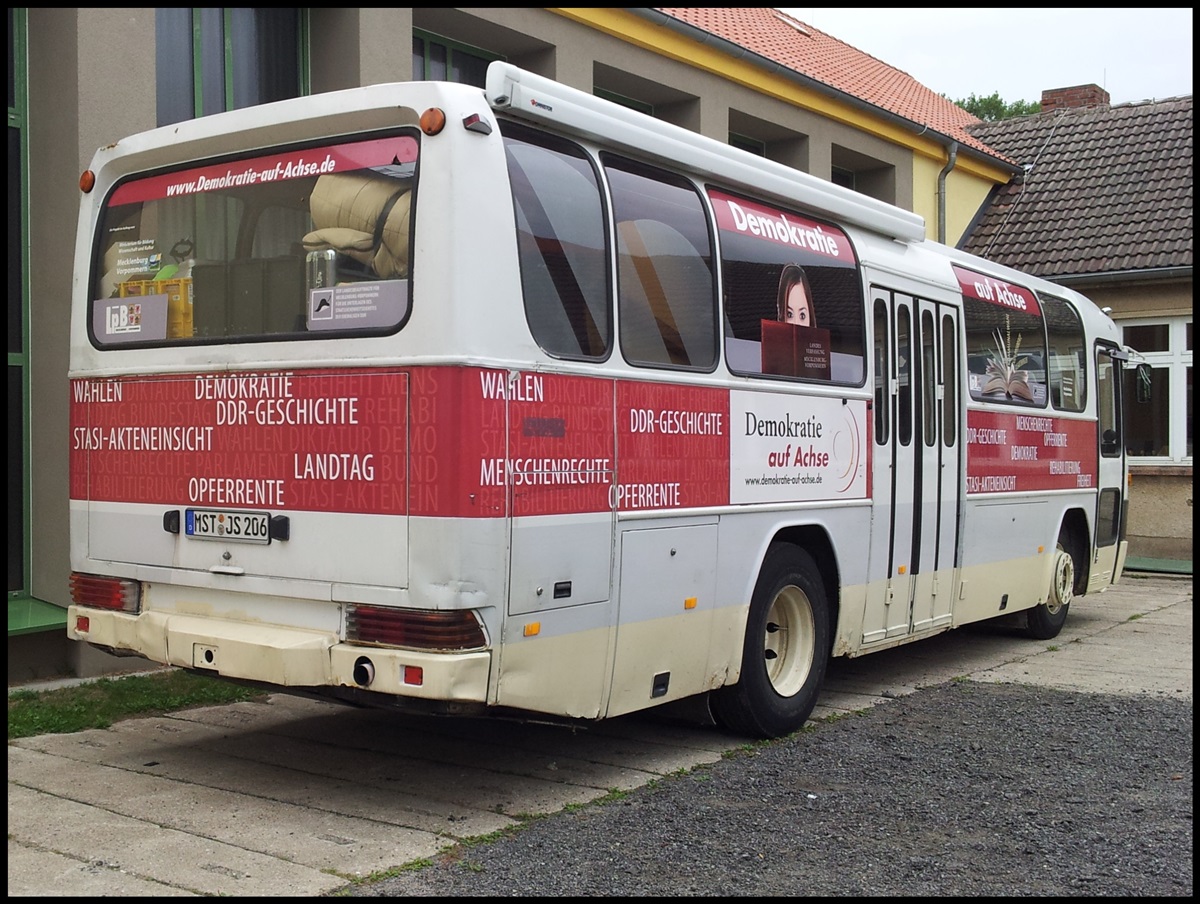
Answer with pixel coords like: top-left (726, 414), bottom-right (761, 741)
top-left (328, 857), bottom-right (437, 889)
top-left (721, 740), bottom-right (766, 758)
top-left (8, 669), bottom-right (266, 740)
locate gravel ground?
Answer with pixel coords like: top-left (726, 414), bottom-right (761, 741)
top-left (337, 681), bottom-right (1193, 897)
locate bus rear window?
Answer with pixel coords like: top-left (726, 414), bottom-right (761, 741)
top-left (89, 133), bottom-right (419, 346)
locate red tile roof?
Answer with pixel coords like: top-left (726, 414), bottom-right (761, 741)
top-left (655, 8), bottom-right (1005, 162)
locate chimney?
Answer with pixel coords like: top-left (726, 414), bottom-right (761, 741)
top-left (1041, 84), bottom-right (1111, 111)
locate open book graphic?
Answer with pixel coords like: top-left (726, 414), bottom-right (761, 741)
top-left (761, 319), bottom-right (832, 380)
top-left (983, 320), bottom-right (1033, 401)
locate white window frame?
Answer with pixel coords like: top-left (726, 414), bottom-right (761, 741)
top-left (1121, 315), bottom-right (1192, 464)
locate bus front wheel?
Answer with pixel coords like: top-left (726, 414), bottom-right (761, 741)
top-left (1026, 541), bottom-right (1074, 639)
top-left (710, 543), bottom-right (831, 739)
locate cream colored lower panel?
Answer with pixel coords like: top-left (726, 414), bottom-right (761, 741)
top-left (606, 605), bottom-right (743, 719)
top-left (328, 645), bottom-right (490, 702)
top-left (1113, 540), bottom-right (1129, 584)
top-left (495, 618), bottom-right (614, 720)
top-left (161, 612), bottom-right (336, 685)
top-left (68, 605), bottom-right (170, 664)
top-left (69, 606), bottom-right (491, 702)
top-left (860, 574), bottom-right (915, 645)
top-left (1089, 542), bottom-right (1120, 592)
top-left (953, 552), bottom-right (1051, 627)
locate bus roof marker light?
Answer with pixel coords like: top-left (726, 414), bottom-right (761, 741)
top-left (79, 169), bottom-right (95, 193)
top-left (462, 113), bottom-right (492, 135)
top-left (420, 107), bottom-right (447, 136)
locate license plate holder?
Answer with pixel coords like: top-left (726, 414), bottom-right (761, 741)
top-left (185, 508), bottom-right (271, 544)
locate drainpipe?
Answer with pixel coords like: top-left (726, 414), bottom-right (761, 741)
top-left (937, 140), bottom-right (958, 244)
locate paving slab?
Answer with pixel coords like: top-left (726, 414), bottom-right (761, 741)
top-left (9, 573), bottom-right (1190, 896)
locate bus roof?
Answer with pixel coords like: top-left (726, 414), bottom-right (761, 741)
top-left (484, 62), bottom-right (928, 246)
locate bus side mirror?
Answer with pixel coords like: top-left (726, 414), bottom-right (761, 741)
top-left (1135, 363), bottom-right (1152, 403)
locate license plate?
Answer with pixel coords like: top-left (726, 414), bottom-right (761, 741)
top-left (185, 509), bottom-right (271, 544)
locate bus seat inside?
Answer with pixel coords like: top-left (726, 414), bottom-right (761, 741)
top-left (303, 173), bottom-right (412, 279)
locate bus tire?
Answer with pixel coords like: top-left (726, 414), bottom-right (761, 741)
top-left (1026, 541), bottom-right (1074, 639)
top-left (710, 543), bottom-right (831, 739)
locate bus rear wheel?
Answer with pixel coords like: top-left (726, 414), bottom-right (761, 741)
top-left (710, 543), bottom-right (831, 739)
top-left (1026, 541), bottom-right (1074, 639)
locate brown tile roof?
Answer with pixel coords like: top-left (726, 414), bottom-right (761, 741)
top-left (959, 96), bottom-right (1193, 279)
top-left (655, 7), bottom-right (1005, 162)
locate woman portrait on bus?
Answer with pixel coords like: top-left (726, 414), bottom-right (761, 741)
top-left (777, 263), bottom-right (816, 328)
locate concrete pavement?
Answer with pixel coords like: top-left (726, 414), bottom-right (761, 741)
top-left (7, 572), bottom-right (1191, 896)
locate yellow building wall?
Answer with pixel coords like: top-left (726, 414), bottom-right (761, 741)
top-left (912, 156), bottom-right (1002, 246)
top-left (554, 8), bottom-right (1009, 244)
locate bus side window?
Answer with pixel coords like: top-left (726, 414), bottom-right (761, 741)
top-left (503, 123), bottom-right (610, 359)
top-left (873, 297), bottom-right (889, 443)
top-left (962, 295), bottom-right (1048, 407)
top-left (712, 189), bottom-right (866, 385)
top-left (605, 157), bottom-right (717, 370)
top-left (1040, 294), bottom-right (1087, 412)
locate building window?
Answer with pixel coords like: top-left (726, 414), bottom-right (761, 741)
top-left (830, 166), bottom-right (855, 189)
top-left (412, 31), bottom-right (498, 87)
top-left (729, 132), bottom-right (765, 157)
top-left (593, 87), bottom-right (653, 116)
top-left (156, 8), bottom-right (304, 127)
top-left (1122, 317), bottom-right (1192, 462)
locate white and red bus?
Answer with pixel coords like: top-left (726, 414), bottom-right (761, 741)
top-left (68, 64), bottom-right (1136, 739)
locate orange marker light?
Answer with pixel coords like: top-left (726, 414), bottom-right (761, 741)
top-left (79, 170), bottom-right (96, 193)
top-left (523, 622), bottom-right (541, 637)
top-left (684, 597), bottom-right (697, 610)
top-left (420, 107), bottom-right (447, 135)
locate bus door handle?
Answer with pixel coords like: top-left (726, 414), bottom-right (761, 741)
top-left (209, 565), bottom-right (245, 576)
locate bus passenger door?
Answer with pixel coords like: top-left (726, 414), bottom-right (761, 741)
top-left (909, 300), bottom-right (961, 632)
top-left (863, 289), bottom-right (960, 644)
top-left (863, 289), bottom-right (916, 642)
top-left (1091, 345), bottom-right (1126, 588)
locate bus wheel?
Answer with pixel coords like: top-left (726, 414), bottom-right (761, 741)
top-left (710, 543), bottom-right (831, 739)
top-left (1026, 542), bottom-right (1074, 639)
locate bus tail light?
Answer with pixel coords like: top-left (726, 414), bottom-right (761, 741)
top-left (70, 572), bottom-right (141, 613)
top-left (346, 605), bottom-right (486, 651)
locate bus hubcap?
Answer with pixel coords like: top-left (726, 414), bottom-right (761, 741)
top-left (764, 585), bottom-right (815, 698)
top-left (1050, 547), bottom-right (1074, 614)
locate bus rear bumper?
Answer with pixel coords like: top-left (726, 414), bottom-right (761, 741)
top-left (67, 606), bottom-right (491, 703)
